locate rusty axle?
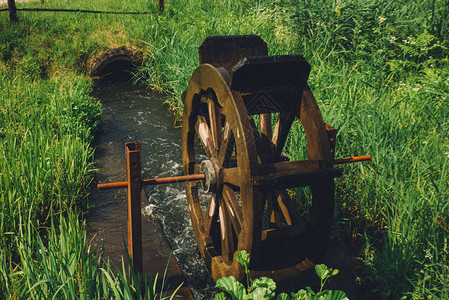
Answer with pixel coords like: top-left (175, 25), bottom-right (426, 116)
top-left (97, 173), bottom-right (205, 190)
top-left (97, 155), bottom-right (371, 190)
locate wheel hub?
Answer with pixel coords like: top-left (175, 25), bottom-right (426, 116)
top-left (200, 160), bottom-right (218, 193)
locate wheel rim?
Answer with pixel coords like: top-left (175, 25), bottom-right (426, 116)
top-left (182, 64), bottom-right (259, 280)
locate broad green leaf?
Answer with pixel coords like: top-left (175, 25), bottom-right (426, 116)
top-left (251, 277), bottom-right (276, 293)
top-left (236, 250), bottom-right (251, 268)
top-left (245, 287), bottom-right (275, 300)
top-left (276, 293), bottom-right (290, 300)
top-left (214, 292), bottom-right (229, 300)
top-left (314, 264), bottom-right (329, 280)
top-left (216, 276), bottom-right (246, 300)
top-left (290, 290), bottom-right (312, 300)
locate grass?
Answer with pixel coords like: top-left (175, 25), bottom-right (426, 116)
top-left (1, 0), bottom-right (448, 298)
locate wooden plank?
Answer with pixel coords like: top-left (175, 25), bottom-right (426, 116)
top-left (126, 142), bottom-right (143, 279)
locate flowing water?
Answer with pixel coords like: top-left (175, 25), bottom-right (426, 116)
top-left (87, 81), bottom-right (216, 298)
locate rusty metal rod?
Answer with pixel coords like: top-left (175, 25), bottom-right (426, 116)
top-left (97, 173), bottom-right (205, 190)
top-left (142, 173), bottom-right (205, 186)
top-left (97, 155), bottom-right (371, 191)
top-left (334, 155), bottom-right (371, 165)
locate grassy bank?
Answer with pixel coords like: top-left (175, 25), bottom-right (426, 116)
top-left (134, 1), bottom-right (449, 298)
top-left (1, 0), bottom-right (448, 298)
top-left (0, 1), bottom-right (157, 297)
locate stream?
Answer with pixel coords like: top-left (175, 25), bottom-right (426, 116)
top-left (86, 81), bottom-right (216, 298)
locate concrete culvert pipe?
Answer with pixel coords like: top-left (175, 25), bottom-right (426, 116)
top-left (87, 46), bottom-right (144, 81)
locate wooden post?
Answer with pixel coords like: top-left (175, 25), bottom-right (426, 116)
top-left (126, 142), bottom-right (143, 278)
top-left (7, 0), bottom-right (18, 23)
top-left (158, 0), bottom-right (164, 12)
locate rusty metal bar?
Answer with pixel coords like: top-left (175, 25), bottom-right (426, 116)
top-left (334, 155), bottom-right (371, 165)
top-left (97, 181), bottom-right (129, 190)
top-left (143, 173), bottom-right (205, 185)
top-left (97, 173), bottom-right (205, 190)
top-left (97, 155), bottom-right (371, 191)
top-left (126, 142), bottom-right (143, 278)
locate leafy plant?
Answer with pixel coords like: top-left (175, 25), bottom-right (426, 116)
top-left (214, 250), bottom-right (276, 300)
top-left (214, 251), bottom-right (348, 300)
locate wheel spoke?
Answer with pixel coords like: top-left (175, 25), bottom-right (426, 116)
top-left (218, 121), bottom-right (234, 167)
top-left (260, 113), bottom-right (272, 141)
top-left (195, 116), bottom-right (217, 159)
top-left (219, 200), bottom-right (235, 264)
top-left (271, 112), bottom-right (295, 161)
top-left (268, 192), bottom-right (282, 227)
top-left (275, 190), bottom-right (302, 226)
top-left (261, 192), bottom-right (281, 228)
top-left (208, 99), bottom-right (222, 152)
top-left (222, 185), bottom-right (243, 235)
top-left (222, 167), bottom-right (240, 187)
top-left (250, 117), bottom-right (278, 164)
top-left (258, 159), bottom-right (321, 177)
top-left (204, 193), bottom-right (219, 235)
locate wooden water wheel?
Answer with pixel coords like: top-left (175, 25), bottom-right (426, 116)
top-left (182, 36), bottom-right (343, 281)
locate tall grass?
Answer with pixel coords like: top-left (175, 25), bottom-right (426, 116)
top-left (131, 0), bottom-right (449, 297)
top-left (1, 211), bottom-right (175, 299)
top-left (282, 0), bottom-right (449, 298)
top-left (1, 0), bottom-right (448, 298)
top-left (0, 1), bottom-right (185, 297)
